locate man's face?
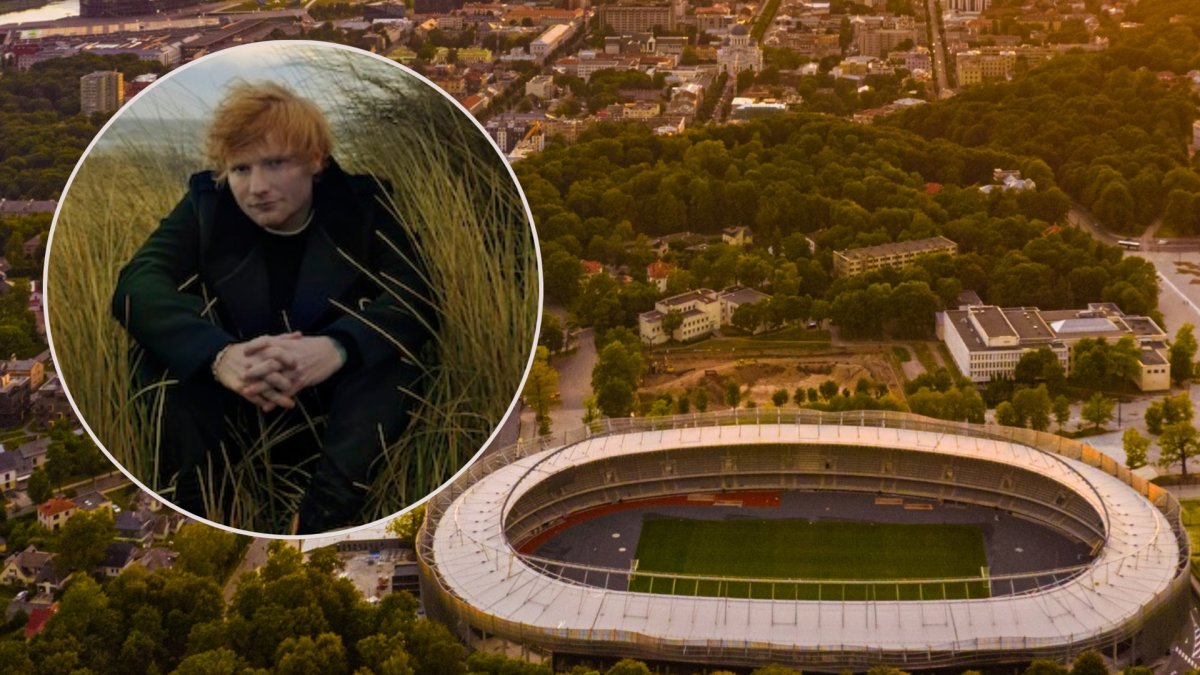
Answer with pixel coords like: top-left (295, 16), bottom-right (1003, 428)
top-left (226, 138), bottom-right (321, 234)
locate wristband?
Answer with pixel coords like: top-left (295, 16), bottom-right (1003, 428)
top-left (211, 344), bottom-right (232, 379)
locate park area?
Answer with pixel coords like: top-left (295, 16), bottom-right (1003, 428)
top-left (629, 517), bottom-right (990, 601)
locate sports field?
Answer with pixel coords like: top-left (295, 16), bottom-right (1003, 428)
top-left (629, 517), bottom-right (990, 600)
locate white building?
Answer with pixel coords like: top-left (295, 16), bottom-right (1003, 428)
top-left (717, 24), bottom-right (763, 76)
top-left (639, 286), bottom-right (770, 345)
top-left (939, 303), bottom-right (1170, 391)
top-left (531, 23), bottom-right (572, 61)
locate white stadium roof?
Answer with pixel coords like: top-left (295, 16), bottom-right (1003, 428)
top-left (425, 420), bottom-right (1182, 659)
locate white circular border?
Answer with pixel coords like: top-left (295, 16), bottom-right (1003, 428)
top-left (43, 40), bottom-right (544, 540)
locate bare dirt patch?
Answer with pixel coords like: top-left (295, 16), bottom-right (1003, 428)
top-left (642, 349), bottom-right (901, 409)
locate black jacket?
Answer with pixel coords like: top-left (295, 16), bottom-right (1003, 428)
top-left (112, 159), bottom-right (433, 380)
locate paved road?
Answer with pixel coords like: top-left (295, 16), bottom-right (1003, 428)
top-left (1164, 605), bottom-right (1200, 675)
top-left (923, 0), bottom-right (953, 97)
top-left (528, 324), bottom-right (597, 438)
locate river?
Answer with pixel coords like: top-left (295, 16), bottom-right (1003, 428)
top-left (0, 0), bottom-right (78, 25)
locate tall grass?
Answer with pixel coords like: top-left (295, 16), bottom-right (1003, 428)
top-left (46, 46), bottom-right (539, 533)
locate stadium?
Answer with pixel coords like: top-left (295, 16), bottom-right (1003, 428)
top-left (417, 411), bottom-right (1190, 671)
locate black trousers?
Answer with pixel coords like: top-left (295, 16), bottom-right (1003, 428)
top-left (144, 356), bottom-right (418, 534)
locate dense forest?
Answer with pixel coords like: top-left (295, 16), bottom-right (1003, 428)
top-left (520, 116), bottom-right (1161, 341)
top-left (0, 53), bottom-right (167, 200)
top-left (887, 14), bottom-right (1200, 235)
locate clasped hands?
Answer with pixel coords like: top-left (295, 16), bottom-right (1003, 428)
top-left (212, 332), bottom-right (346, 412)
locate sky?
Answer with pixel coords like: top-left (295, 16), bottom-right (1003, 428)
top-left (98, 41), bottom-right (428, 151)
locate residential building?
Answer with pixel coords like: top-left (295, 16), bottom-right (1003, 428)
top-left (980, 169), bottom-right (1036, 193)
top-left (1, 546), bottom-right (54, 586)
top-left (80, 70), bottom-right (124, 114)
top-left (99, 542), bottom-right (139, 578)
top-left (856, 26), bottom-right (920, 58)
top-left (526, 75), bottom-right (556, 99)
top-left (638, 286), bottom-right (770, 345)
top-left (599, 2), bottom-right (675, 33)
top-left (5, 353), bottom-right (46, 391)
top-left (948, 0), bottom-right (990, 11)
top-left (719, 286), bottom-right (771, 325)
top-left (16, 438), bottom-right (49, 475)
top-left (940, 303), bottom-right (1170, 391)
top-left (832, 236), bottom-right (958, 277)
top-left (955, 49), bottom-right (1016, 86)
top-left (0, 373), bottom-right (30, 427)
top-left (74, 491), bottom-right (112, 513)
top-left (38, 498), bottom-right (77, 532)
top-left (647, 261), bottom-right (674, 292)
top-left (694, 5), bottom-right (733, 35)
top-left (0, 452), bottom-right (17, 491)
top-left (722, 226), bottom-right (753, 246)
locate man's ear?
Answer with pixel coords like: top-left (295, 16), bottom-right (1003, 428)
top-left (311, 155), bottom-right (329, 180)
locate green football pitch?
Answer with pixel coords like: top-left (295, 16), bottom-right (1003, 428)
top-left (628, 517), bottom-right (990, 601)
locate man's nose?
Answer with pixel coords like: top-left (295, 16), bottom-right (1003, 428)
top-left (248, 167), bottom-right (270, 194)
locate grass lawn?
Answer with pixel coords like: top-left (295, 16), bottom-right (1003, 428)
top-left (1179, 499), bottom-right (1200, 579)
top-left (630, 517), bottom-right (990, 601)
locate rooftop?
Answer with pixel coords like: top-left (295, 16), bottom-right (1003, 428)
top-left (836, 235), bottom-right (956, 261)
top-left (660, 289), bottom-right (718, 307)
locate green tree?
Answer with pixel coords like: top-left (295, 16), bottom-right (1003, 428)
top-left (1053, 395), bottom-right (1071, 432)
top-left (386, 505), bottom-right (426, 546)
top-left (27, 466), bottom-right (52, 504)
top-left (692, 387), bottom-right (709, 412)
top-left (888, 281), bottom-right (939, 339)
top-left (1170, 323), bottom-right (1197, 384)
top-left (403, 618), bottom-right (466, 675)
top-left (523, 346), bottom-right (560, 435)
top-left (606, 659), bottom-right (652, 675)
top-left (274, 633), bottom-right (349, 675)
top-left (1144, 393), bottom-right (1193, 435)
top-left (996, 401), bottom-right (1020, 427)
top-left (538, 313), bottom-right (564, 354)
top-left (591, 341), bottom-right (642, 418)
top-left (1012, 385), bottom-right (1052, 431)
top-left (1014, 348), bottom-right (1065, 391)
top-left (1070, 650), bottom-right (1109, 675)
top-left (1080, 393), bottom-right (1114, 430)
top-left (751, 666), bottom-right (803, 675)
top-left (772, 389), bottom-right (789, 407)
top-left (173, 522), bottom-right (243, 579)
top-left (356, 634), bottom-right (414, 675)
top-left (173, 648), bottom-right (248, 675)
top-left (819, 379), bottom-right (839, 400)
top-left (661, 309), bottom-right (684, 339)
top-left (1025, 659), bottom-right (1069, 675)
top-left (1123, 428), bottom-right (1150, 470)
top-left (1158, 422), bottom-right (1200, 478)
top-left (54, 509), bottom-right (115, 575)
top-left (724, 381), bottom-right (741, 408)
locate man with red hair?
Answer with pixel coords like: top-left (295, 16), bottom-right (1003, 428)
top-left (113, 82), bottom-right (432, 534)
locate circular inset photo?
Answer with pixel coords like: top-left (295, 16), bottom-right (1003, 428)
top-left (45, 41), bottom-right (540, 537)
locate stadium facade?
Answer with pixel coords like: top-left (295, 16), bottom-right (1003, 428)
top-left (417, 411), bottom-right (1190, 671)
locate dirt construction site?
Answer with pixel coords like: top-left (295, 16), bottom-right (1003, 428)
top-left (639, 348), bottom-right (904, 409)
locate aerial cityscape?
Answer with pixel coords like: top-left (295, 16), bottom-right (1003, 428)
top-left (0, 0), bottom-right (1197, 672)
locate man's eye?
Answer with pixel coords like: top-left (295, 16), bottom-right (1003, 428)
top-left (230, 165), bottom-right (250, 174)
top-left (267, 158), bottom-right (288, 168)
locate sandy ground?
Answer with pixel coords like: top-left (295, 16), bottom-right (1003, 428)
top-left (641, 351), bottom-right (902, 408)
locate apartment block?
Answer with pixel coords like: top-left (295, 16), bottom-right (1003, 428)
top-left (832, 236), bottom-right (957, 277)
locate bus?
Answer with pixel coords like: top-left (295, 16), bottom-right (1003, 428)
top-left (1117, 239), bottom-right (1140, 250)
